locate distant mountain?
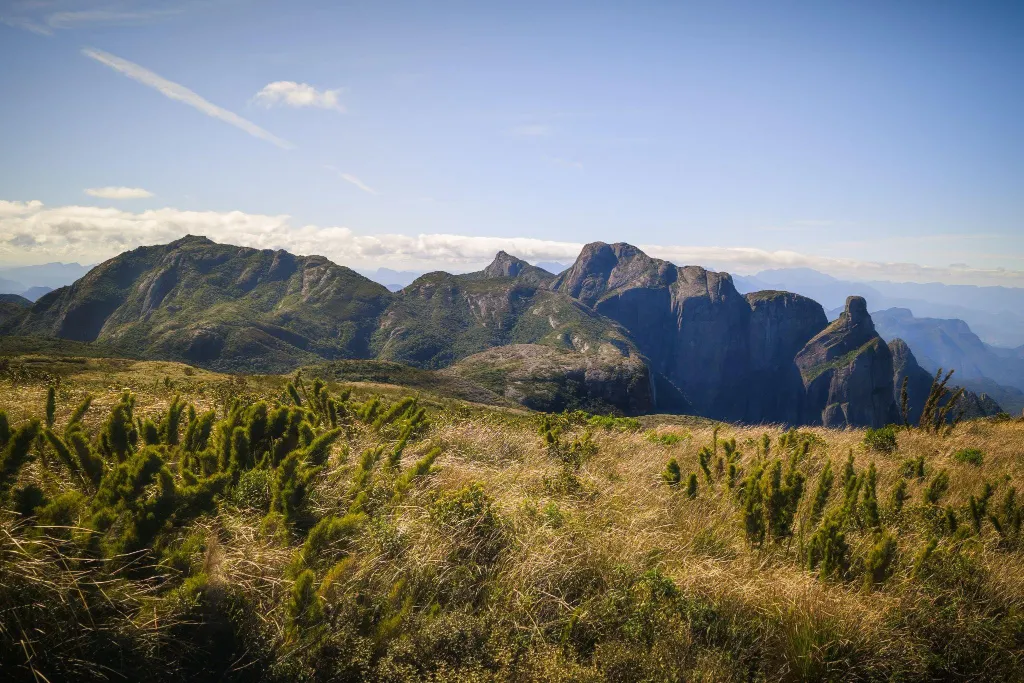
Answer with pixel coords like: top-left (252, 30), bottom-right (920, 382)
top-left (356, 267), bottom-right (424, 291)
top-left (21, 286), bottom-right (53, 301)
top-left (734, 268), bottom-right (1024, 347)
top-left (2, 237), bottom-right (955, 426)
top-left (0, 262), bottom-right (91, 289)
top-left (872, 307), bottom-right (1024, 399)
top-left (534, 261), bottom-right (570, 275)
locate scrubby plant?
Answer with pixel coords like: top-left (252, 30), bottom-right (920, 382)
top-left (662, 458), bottom-right (682, 487)
top-left (953, 447), bottom-right (983, 466)
top-left (863, 426), bottom-right (898, 454)
top-left (863, 531), bottom-right (897, 590)
top-left (924, 469), bottom-right (951, 505)
top-left (807, 510), bottom-right (849, 579)
top-left (809, 460), bottom-right (833, 526)
top-left (686, 473), bottom-right (698, 498)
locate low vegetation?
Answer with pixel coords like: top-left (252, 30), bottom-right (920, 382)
top-left (2, 355), bottom-right (1024, 681)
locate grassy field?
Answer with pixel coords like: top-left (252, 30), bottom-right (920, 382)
top-left (2, 354), bottom-right (1023, 681)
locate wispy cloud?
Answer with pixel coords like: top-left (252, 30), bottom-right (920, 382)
top-left (340, 173), bottom-right (378, 195)
top-left (48, 8), bottom-right (182, 29)
top-left (2, 199), bottom-right (1022, 287)
top-left (547, 157), bottom-right (583, 170)
top-left (85, 186), bottom-right (154, 199)
top-left (252, 81), bottom-right (346, 112)
top-left (82, 47), bottom-right (293, 150)
top-left (1, 16), bottom-right (53, 35)
top-left (510, 124), bottom-right (551, 137)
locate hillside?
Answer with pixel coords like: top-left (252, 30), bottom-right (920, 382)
top-left (1, 356), bottom-right (1023, 681)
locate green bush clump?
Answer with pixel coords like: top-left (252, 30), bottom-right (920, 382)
top-left (863, 425), bottom-right (898, 453)
top-left (953, 447), bottom-right (983, 466)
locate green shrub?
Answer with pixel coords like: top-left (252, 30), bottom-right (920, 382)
top-left (234, 467), bottom-right (273, 511)
top-left (924, 469), bottom-right (950, 505)
top-left (863, 532), bottom-right (897, 589)
top-left (863, 426), bottom-right (898, 454)
top-left (953, 448), bottom-right (983, 466)
top-left (686, 473), bottom-right (698, 498)
top-left (807, 510), bottom-right (849, 578)
top-left (662, 458), bottom-right (682, 487)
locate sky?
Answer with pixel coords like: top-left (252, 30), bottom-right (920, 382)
top-left (1, 0), bottom-right (1023, 285)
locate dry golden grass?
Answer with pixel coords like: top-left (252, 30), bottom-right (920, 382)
top-left (2, 354), bottom-right (1023, 681)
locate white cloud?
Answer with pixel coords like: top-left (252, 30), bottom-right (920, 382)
top-left (340, 173), bottom-right (378, 195)
top-left (0, 199), bottom-right (1021, 287)
top-left (82, 48), bottom-right (293, 150)
top-left (252, 81), bottom-right (346, 112)
top-left (48, 8), bottom-right (182, 29)
top-left (1, 16), bottom-right (53, 35)
top-left (510, 124), bottom-right (551, 137)
top-left (85, 186), bottom-right (154, 199)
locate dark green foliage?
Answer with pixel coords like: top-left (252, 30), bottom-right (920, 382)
top-left (924, 469), bottom-right (950, 505)
top-left (13, 483), bottom-right (46, 516)
top-left (807, 510), bottom-right (849, 578)
top-left (271, 451), bottom-right (321, 526)
top-left (159, 394), bottom-right (185, 445)
top-left (810, 460), bottom-right (833, 526)
top-left (944, 506), bottom-right (958, 534)
top-left (686, 472), bottom-right (698, 498)
top-left (0, 419), bottom-right (41, 492)
top-left (662, 458), bottom-right (681, 487)
top-left (0, 410), bottom-right (10, 447)
top-left (141, 418), bottom-right (161, 445)
top-left (286, 382), bottom-right (303, 407)
top-left (863, 426), bottom-right (898, 454)
top-left (891, 479), bottom-right (908, 514)
top-left (742, 463), bottom-right (766, 545)
top-left (953, 448), bottom-right (983, 466)
top-left (45, 385), bottom-right (56, 429)
top-left (861, 463), bottom-right (880, 529)
top-left (183, 409), bottom-right (216, 453)
top-left (296, 513), bottom-right (365, 570)
top-left (393, 446), bottom-right (440, 502)
top-left (301, 427), bottom-right (342, 466)
top-left (99, 391), bottom-right (138, 462)
top-left (761, 458), bottom-right (805, 542)
top-left (988, 487), bottom-right (1024, 547)
top-left (697, 445), bottom-right (713, 484)
top-left (67, 395), bottom-right (92, 428)
top-left (863, 532), bottom-right (897, 590)
top-left (286, 569), bottom-right (323, 634)
top-left (900, 455), bottom-right (925, 479)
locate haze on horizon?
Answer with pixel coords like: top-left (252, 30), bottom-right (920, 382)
top-left (1, 0), bottom-right (1022, 287)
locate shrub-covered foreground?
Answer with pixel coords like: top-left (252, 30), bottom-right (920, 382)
top-left (2, 357), bottom-right (1024, 681)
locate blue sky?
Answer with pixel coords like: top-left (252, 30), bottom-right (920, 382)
top-left (1, 0), bottom-right (1022, 284)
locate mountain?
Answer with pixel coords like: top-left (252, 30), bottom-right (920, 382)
top-left (551, 243), bottom-right (836, 423)
top-left (3, 237), bottom-right (917, 425)
top-left (21, 286), bottom-right (53, 301)
top-left (357, 267), bottom-right (425, 291)
top-left (734, 267), bottom-right (1024, 348)
top-left (5, 236), bottom-right (394, 373)
top-left (872, 308), bottom-right (1024, 394)
top-left (795, 296), bottom-right (898, 427)
top-left (889, 338), bottom-right (1005, 424)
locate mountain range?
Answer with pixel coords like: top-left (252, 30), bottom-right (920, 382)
top-left (0, 236), bottom-right (1011, 426)
top-left (734, 268), bottom-right (1024, 348)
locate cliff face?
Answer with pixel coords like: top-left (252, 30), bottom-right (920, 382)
top-left (796, 296), bottom-right (899, 427)
top-left (553, 242), bottom-right (829, 423)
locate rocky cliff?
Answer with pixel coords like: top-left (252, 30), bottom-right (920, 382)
top-left (795, 296), bottom-right (899, 427)
top-left (553, 242), bottom-right (830, 423)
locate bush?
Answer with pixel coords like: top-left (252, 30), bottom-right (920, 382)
top-left (863, 426), bottom-right (898, 454)
top-left (863, 532), bottom-right (897, 589)
top-left (233, 467), bottom-right (272, 511)
top-left (953, 448), bottom-right (983, 466)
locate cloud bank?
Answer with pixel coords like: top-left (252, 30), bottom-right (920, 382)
top-left (85, 186), bottom-right (153, 199)
top-left (0, 199), bottom-right (1020, 287)
top-left (253, 82), bottom-right (346, 112)
top-left (82, 48), bottom-right (293, 150)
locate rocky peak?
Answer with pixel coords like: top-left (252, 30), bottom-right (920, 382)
top-left (483, 251), bottom-right (529, 278)
top-left (553, 241), bottom-right (677, 307)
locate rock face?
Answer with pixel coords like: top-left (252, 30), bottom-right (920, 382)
top-left (890, 338), bottom-right (1005, 424)
top-left (446, 343), bottom-right (654, 415)
top-left (465, 251), bottom-right (555, 285)
top-left (796, 296), bottom-right (899, 427)
top-left (553, 242), bottom-right (828, 423)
